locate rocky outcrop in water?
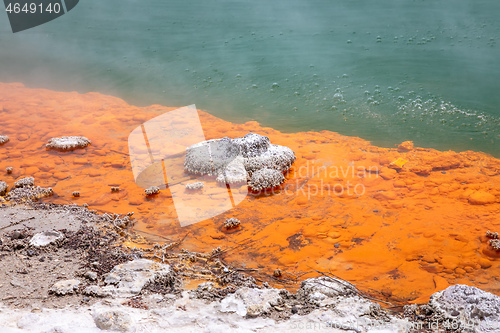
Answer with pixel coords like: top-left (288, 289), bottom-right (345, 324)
top-left (46, 136), bottom-right (91, 151)
top-left (184, 133), bottom-right (295, 191)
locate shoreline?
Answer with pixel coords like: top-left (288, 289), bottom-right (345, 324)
top-left (0, 82), bottom-right (499, 304)
top-left (0, 202), bottom-right (500, 332)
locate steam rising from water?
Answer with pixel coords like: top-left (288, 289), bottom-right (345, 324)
top-left (0, 0), bottom-right (499, 155)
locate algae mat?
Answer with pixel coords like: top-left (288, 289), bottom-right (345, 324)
top-left (0, 82), bottom-right (499, 302)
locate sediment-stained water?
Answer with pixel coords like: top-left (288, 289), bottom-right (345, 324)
top-left (1, 82), bottom-right (499, 303)
top-left (1, 0), bottom-right (499, 156)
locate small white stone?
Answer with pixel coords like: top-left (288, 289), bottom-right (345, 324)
top-left (49, 279), bottom-right (81, 296)
top-left (84, 271), bottom-right (98, 281)
top-left (93, 309), bottom-right (132, 332)
top-left (103, 259), bottom-right (172, 297)
top-left (83, 285), bottom-right (112, 298)
top-left (29, 230), bottom-right (64, 247)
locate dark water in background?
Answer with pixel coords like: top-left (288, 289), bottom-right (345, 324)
top-left (0, 0), bottom-right (499, 156)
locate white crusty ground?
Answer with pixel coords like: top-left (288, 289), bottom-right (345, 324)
top-left (0, 291), bottom-right (407, 333)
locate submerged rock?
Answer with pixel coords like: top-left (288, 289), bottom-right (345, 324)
top-left (46, 136), bottom-right (91, 151)
top-left (184, 132), bottom-right (295, 190)
top-left (0, 135), bottom-right (9, 145)
top-left (397, 140), bottom-right (414, 152)
top-left (469, 191), bottom-right (496, 205)
top-left (0, 181), bottom-right (8, 196)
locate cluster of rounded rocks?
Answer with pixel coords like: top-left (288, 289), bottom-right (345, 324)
top-left (184, 133), bottom-right (295, 191)
top-left (0, 176), bottom-right (54, 203)
top-left (224, 217), bottom-right (241, 229)
top-left (144, 186), bottom-right (160, 196)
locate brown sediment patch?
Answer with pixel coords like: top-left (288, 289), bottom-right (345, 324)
top-left (1, 82), bottom-right (500, 303)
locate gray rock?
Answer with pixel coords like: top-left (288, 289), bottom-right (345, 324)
top-left (104, 272), bottom-right (121, 285)
top-left (243, 144), bottom-right (296, 174)
top-left (184, 132), bottom-right (295, 190)
top-left (0, 134), bottom-right (9, 145)
top-left (10, 278), bottom-right (25, 288)
top-left (46, 136), bottom-right (91, 151)
top-left (184, 137), bottom-right (240, 176)
top-left (233, 132), bottom-right (270, 158)
top-left (83, 285), bottom-right (112, 298)
top-left (0, 181), bottom-right (8, 196)
top-left (220, 287), bottom-right (280, 317)
top-left (29, 230), bottom-right (64, 247)
top-left (300, 277), bottom-right (357, 299)
top-left (248, 168), bottom-right (285, 191)
top-left (429, 284), bottom-right (500, 331)
top-left (207, 137), bottom-right (241, 172)
top-left (84, 271), bottom-right (98, 281)
top-left (215, 155), bottom-right (248, 184)
top-left (49, 279), bottom-right (81, 296)
top-left (92, 309), bottom-right (132, 332)
top-left (246, 304), bottom-right (263, 318)
top-left (5, 185), bottom-right (53, 203)
top-left (14, 177), bottom-right (35, 188)
top-left (102, 259), bottom-right (173, 297)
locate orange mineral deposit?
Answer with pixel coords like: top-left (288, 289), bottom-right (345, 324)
top-left (1, 82), bottom-right (500, 303)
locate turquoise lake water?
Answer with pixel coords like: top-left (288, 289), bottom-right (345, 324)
top-left (1, 0), bottom-right (499, 156)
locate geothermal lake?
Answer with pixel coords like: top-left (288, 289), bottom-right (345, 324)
top-left (1, 0), bottom-right (500, 303)
top-left (0, 0), bottom-right (499, 156)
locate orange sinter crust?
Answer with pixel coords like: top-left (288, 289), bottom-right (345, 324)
top-left (0, 82), bottom-right (499, 303)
